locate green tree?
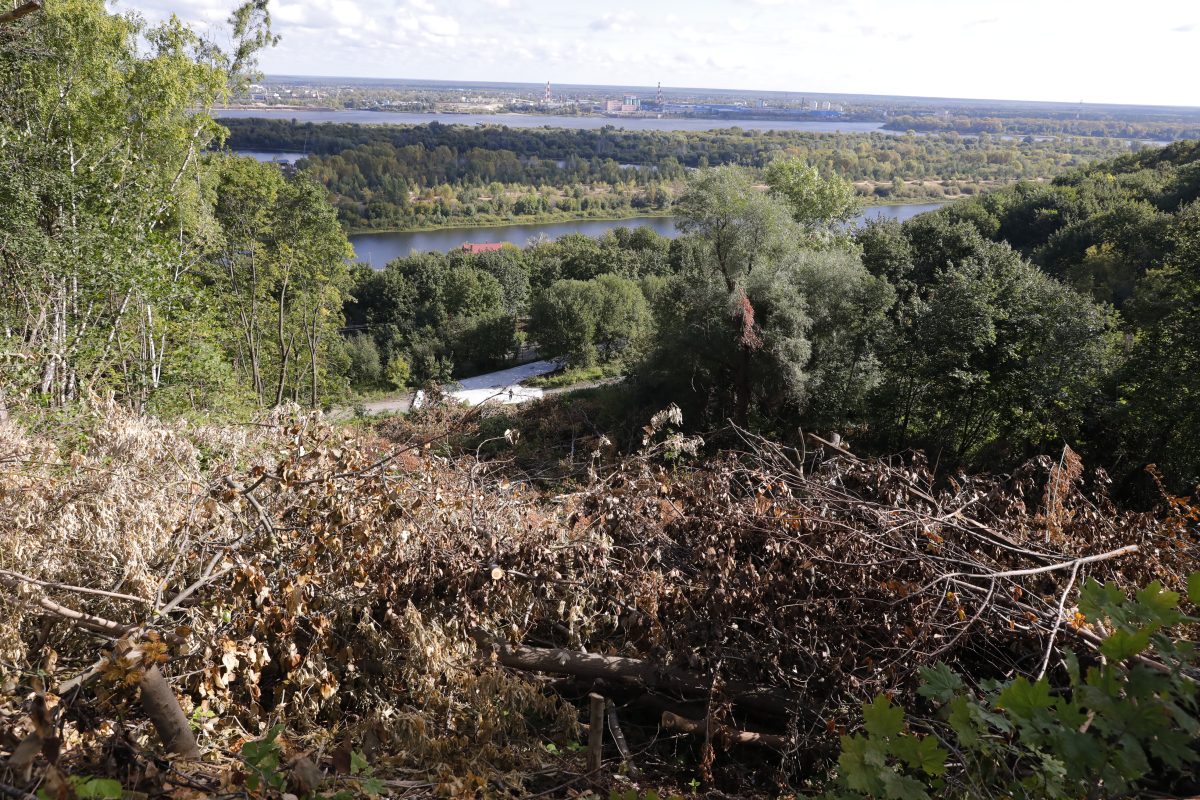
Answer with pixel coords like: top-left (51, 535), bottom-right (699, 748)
top-left (528, 275), bottom-right (649, 368)
top-left (765, 157), bottom-right (861, 231)
top-left (1113, 201), bottom-right (1200, 487)
top-left (344, 334), bottom-right (382, 388)
top-left (0, 0), bottom-right (274, 412)
top-left (529, 280), bottom-right (601, 367)
top-left (205, 157), bottom-right (352, 407)
top-left (874, 245), bottom-right (1117, 461)
top-left (643, 166), bottom-right (890, 428)
top-left (673, 166), bottom-right (794, 294)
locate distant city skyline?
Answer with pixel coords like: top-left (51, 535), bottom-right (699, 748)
top-left (122, 0), bottom-right (1200, 108)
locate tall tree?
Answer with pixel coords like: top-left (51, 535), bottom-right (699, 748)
top-left (206, 157), bottom-right (352, 408)
top-left (764, 158), bottom-right (861, 233)
top-left (643, 166), bottom-right (888, 428)
top-left (0, 0), bottom-right (275, 411)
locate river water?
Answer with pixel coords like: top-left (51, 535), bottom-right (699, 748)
top-left (349, 203), bottom-right (945, 266)
top-left (215, 108), bottom-right (885, 135)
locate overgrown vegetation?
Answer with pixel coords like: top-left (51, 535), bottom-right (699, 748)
top-left (3, 398), bottom-right (1199, 798)
top-left (4, 3), bottom-right (1200, 798)
top-left (0, 0), bottom-right (352, 417)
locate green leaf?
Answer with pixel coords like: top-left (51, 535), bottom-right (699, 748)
top-left (917, 662), bottom-right (963, 704)
top-left (1187, 572), bottom-right (1200, 607)
top-left (1100, 626), bottom-right (1152, 661)
top-left (360, 777), bottom-right (385, 796)
top-left (1134, 581), bottom-right (1181, 627)
top-left (947, 696), bottom-right (980, 747)
top-left (840, 734), bottom-right (886, 794)
top-left (880, 768), bottom-right (930, 800)
top-left (891, 734), bottom-right (947, 777)
top-left (913, 735), bottom-right (947, 777)
top-left (863, 695), bottom-right (906, 739)
top-left (1079, 579), bottom-right (1126, 623)
top-left (350, 749), bottom-right (370, 775)
top-left (73, 778), bottom-right (124, 800)
top-left (995, 676), bottom-right (1054, 719)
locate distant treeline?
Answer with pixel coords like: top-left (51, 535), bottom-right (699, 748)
top-left (222, 119), bottom-right (1134, 230)
top-left (883, 114), bottom-right (1200, 141)
top-left (342, 140), bottom-right (1200, 493)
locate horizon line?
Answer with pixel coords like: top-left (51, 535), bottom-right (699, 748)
top-left (257, 73), bottom-right (1200, 114)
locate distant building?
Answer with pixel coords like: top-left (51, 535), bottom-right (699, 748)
top-left (462, 242), bottom-right (505, 253)
top-left (605, 95), bottom-right (642, 114)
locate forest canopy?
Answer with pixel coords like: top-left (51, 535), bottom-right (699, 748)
top-left (222, 117), bottom-right (1137, 230)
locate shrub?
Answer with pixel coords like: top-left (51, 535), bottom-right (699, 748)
top-left (385, 355), bottom-right (411, 389)
top-left (344, 334), bottom-right (382, 388)
top-left (830, 573), bottom-right (1200, 799)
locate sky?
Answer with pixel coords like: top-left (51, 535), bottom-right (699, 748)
top-left (120, 0), bottom-right (1200, 107)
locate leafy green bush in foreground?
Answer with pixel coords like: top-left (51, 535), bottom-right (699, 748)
top-left (831, 575), bottom-right (1200, 799)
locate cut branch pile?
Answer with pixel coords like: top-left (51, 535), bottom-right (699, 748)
top-left (1, 403), bottom-right (1196, 796)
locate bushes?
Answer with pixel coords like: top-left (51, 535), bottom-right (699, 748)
top-left (831, 574), bottom-right (1200, 799)
top-left (529, 274), bottom-right (649, 367)
top-left (343, 334), bottom-right (382, 388)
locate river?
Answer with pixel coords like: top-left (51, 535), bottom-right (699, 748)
top-left (349, 203), bottom-right (946, 266)
top-left (215, 108), bottom-right (885, 135)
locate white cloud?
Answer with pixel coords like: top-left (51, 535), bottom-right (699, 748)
top-left (332, 0), bottom-right (365, 26)
top-left (589, 11), bottom-right (636, 31)
top-left (111, 0), bottom-right (1200, 106)
top-left (420, 13), bottom-right (460, 37)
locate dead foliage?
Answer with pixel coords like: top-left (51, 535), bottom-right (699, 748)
top-left (1, 399), bottom-right (1197, 797)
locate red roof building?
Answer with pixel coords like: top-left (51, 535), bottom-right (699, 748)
top-left (462, 242), bottom-right (505, 253)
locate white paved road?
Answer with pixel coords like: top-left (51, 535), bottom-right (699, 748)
top-left (349, 360), bottom-right (562, 416)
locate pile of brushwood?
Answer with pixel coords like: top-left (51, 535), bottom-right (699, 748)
top-left (1, 397), bottom-right (1198, 799)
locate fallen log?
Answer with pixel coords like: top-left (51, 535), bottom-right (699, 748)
top-left (0, 575), bottom-right (201, 758)
top-left (471, 631), bottom-right (792, 716)
top-left (660, 711), bottom-right (788, 749)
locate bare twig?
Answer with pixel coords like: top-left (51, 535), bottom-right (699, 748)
top-left (1038, 561), bottom-right (1082, 680)
top-left (0, 569), bottom-right (152, 605)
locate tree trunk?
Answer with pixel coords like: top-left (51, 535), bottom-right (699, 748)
top-left (274, 265), bottom-right (291, 407)
top-left (139, 666), bottom-right (201, 759)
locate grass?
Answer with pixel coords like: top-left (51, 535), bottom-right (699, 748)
top-left (524, 361), bottom-right (624, 389)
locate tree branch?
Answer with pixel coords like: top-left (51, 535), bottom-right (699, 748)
top-left (0, 1), bottom-right (40, 26)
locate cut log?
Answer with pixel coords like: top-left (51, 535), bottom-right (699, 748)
top-left (472, 632), bottom-right (791, 716)
top-left (139, 666), bottom-right (201, 759)
top-left (587, 693), bottom-right (604, 773)
top-left (661, 711), bottom-right (788, 749)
